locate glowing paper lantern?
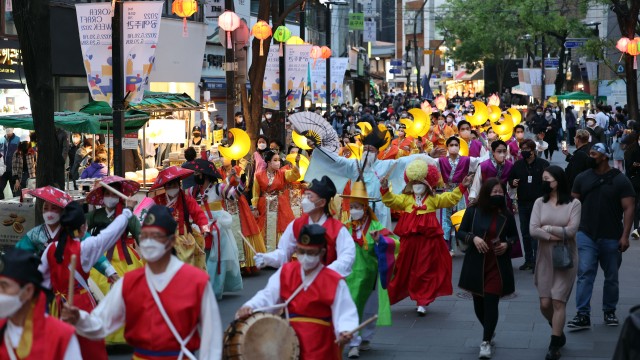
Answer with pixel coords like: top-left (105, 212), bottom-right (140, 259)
top-left (507, 108), bottom-right (522, 125)
top-left (379, 124), bottom-right (392, 151)
top-left (408, 108), bottom-right (430, 137)
top-left (421, 100), bottom-right (433, 115)
top-left (292, 130), bottom-right (312, 150)
top-left (218, 128), bottom-right (251, 160)
top-left (488, 105), bottom-right (502, 123)
top-left (491, 116), bottom-right (514, 136)
top-left (251, 20), bottom-right (272, 56)
top-left (172, 0), bottom-right (198, 37)
top-left (219, 11), bottom-right (241, 49)
top-left (617, 37), bottom-right (630, 53)
top-left (627, 38), bottom-right (640, 56)
top-left (320, 46), bottom-right (332, 59)
top-left (310, 46), bottom-right (323, 67)
top-left (273, 25), bottom-right (292, 56)
top-left (286, 153), bottom-right (309, 181)
top-left (434, 95), bottom-right (447, 111)
top-left (346, 143), bottom-right (363, 160)
top-left (469, 101), bottom-right (489, 126)
top-left (286, 36), bottom-right (305, 45)
top-left (399, 118), bottom-right (417, 137)
top-left (451, 209), bottom-right (466, 231)
top-left (488, 94), bottom-right (500, 107)
top-left (459, 138), bottom-right (469, 156)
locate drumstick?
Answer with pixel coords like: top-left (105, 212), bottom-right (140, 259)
top-left (238, 231), bottom-right (259, 255)
top-left (334, 315), bottom-right (378, 343)
top-left (67, 255), bottom-right (77, 307)
top-left (99, 181), bottom-right (131, 201)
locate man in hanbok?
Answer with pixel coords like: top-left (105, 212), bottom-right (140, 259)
top-left (457, 120), bottom-right (487, 158)
top-left (62, 205), bottom-right (223, 360)
top-left (237, 224), bottom-right (359, 360)
top-left (469, 140), bottom-right (513, 202)
top-left (507, 124), bottom-right (526, 161)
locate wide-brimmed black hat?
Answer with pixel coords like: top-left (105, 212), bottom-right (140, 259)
top-left (0, 248), bottom-right (43, 286)
top-left (307, 175), bottom-right (337, 200)
top-left (182, 159), bottom-right (221, 181)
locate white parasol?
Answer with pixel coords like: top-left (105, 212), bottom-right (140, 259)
top-left (288, 111), bottom-right (341, 153)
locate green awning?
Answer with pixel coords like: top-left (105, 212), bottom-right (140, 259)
top-left (128, 91), bottom-right (201, 112)
top-left (79, 101), bottom-right (150, 134)
top-left (556, 91), bottom-right (594, 101)
top-left (0, 112), bottom-right (105, 133)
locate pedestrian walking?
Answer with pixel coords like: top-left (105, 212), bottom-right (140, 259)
top-left (563, 129), bottom-right (591, 188)
top-left (529, 165), bottom-right (581, 360)
top-left (0, 127), bottom-right (20, 199)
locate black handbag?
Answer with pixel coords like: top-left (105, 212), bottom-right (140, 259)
top-left (552, 227), bottom-right (573, 269)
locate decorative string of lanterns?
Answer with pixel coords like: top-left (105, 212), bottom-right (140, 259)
top-left (172, 0), bottom-right (198, 37)
top-left (616, 37), bottom-right (640, 69)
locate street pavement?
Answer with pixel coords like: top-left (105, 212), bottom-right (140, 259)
top-left (109, 146), bottom-right (638, 359)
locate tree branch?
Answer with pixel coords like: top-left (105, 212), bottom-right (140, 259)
top-left (274, 0), bottom-right (306, 28)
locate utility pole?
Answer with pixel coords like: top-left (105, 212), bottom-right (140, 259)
top-left (225, 0), bottom-right (235, 130)
top-left (112, 0), bottom-right (125, 176)
top-left (278, 0), bottom-right (286, 146)
top-left (300, 1), bottom-right (305, 110)
top-left (325, 5), bottom-right (331, 110)
top-left (541, 34), bottom-right (546, 102)
top-left (413, 0), bottom-right (428, 98)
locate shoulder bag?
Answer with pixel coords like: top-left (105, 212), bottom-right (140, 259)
top-left (552, 227), bottom-right (573, 269)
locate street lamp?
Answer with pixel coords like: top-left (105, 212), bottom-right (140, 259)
top-left (320, 0), bottom-right (348, 109)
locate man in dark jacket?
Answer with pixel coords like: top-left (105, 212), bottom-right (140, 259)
top-left (529, 106), bottom-right (546, 134)
top-left (0, 128), bottom-right (21, 199)
top-left (508, 138), bottom-right (550, 270)
top-left (563, 129), bottom-right (591, 188)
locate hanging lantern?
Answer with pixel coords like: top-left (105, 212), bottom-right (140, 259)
top-left (617, 37), bottom-right (630, 53)
top-left (172, 0), bottom-right (198, 37)
top-left (434, 95), bottom-right (447, 111)
top-left (286, 36), bottom-right (305, 45)
top-left (219, 11), bottom-right (241, 49)
top-left (273, 25), bottom-right (292, 56)
top-left (627, 37), bottom-right (640, 69)
top-left (488, 94), bottom-right (500, 107)
top-left (421, 100), bottom-right (433, 115)
top-left (310, 46), bottom-right (323, 67)
top-left (320, 46), bottom-right (332, 59)
top-left (251, 20), bottom-right (272, 57)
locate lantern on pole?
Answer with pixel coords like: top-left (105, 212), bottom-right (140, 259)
top-left (273, 25), bottom-right (292, 56)
top-left (320, 46), bottom-right (332, 59)
top-left (627, 37), bottom-right (640, 69)
top-left (286, 36), bottom-right (305, 45)
top-left (219, 11), bottom-right (241, 49)
top-left (434, 95), bottom-right (446, 111)
top-left (251, 20), bottom-right (272, 56)
top-left (616, 37), bottom-right (630, 53)
top-left (310, 46), bottom-right (323, 67)
top-left (172, 0), bottom-right (198, 37)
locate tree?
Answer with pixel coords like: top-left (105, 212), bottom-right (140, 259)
top-left (609, 0), bottom-right (640, 120)
top-left (13, 0), bottom-right (65, 189)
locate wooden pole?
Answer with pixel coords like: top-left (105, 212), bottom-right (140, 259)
top-left (67, 255), bottom-right (77, 306)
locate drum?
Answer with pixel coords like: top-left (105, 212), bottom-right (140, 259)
top-left (223, 312), bottom-right (299, 360)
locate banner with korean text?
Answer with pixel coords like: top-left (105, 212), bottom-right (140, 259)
top-left (330, 58), bottom-right (349, 105)
top-left (285, 44), bottom-right (312, 109)
top-left (262, 46), bottom-right (281, 110)
top-left (310, 59), bottom-right (327, 105)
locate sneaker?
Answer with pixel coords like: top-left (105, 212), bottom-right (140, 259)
top-left (450, 250), bottom-right (456, 257)
top-left (417, 306), bottom-right (426, 316)
top-left (604, 311), bottom-right (619, 326)
top-left (519, 262), bottom-right (533, 271)
top-left (359, 340), bottom-right (371, 351)
top-left (632, 229), bottom-right (639, 240)
top-left (567, 313), bottom-right (590, 330)
top-left (347, 346), bottom-right (360, 359)
top-left (478, 341), bottom-right (493, 359)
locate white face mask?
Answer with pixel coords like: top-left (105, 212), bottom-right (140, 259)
top-left (257, 143), bottom-right (267, 150)
top-left (412, 183), bottom-right (427, 195)
top-left (166, 188), bottom-right (179, 197)
top-left (43, 211), bottom-right (61, 225)
top-left (459, 129), bottom-right (471, 138)
top-left (0, 291), bottom-right (24, 318)
top-left (350, 208), bottom-right (365, 221)
top-left (103, 196), bottom-right (119, 209)
top-left (138, 239), bottom-right (169, 263)
top-left (301, 197), bottom-right (318, 214)
top-left (298, 253), bottom-right (321, 271)
top-left (266, 114), bottom-right (272, 119)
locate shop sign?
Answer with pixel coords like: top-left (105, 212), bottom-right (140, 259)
top-left (0, 201), bottom-right (36, 248)
top-left (107, 133), bottom-right (139, 150)
top-left (0, 48), bottom-right (23, 81)
top-left (349, 13), bottom-right (364, 30)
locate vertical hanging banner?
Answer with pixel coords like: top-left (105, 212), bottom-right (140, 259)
top-left (262, 46), bottom-right (281, 110)
top-left (330, 58), bottom-right (349, 105)
top-left (363, 20), bottom-right (376, 42)
top-left (76, 2), bottom-right (162, 106)
top-left (310, 59), bottom-right (327, 105)
top-left (122, 1), bottom-right (163, 104)
top-left (285, 44), bottom-right (312, 109)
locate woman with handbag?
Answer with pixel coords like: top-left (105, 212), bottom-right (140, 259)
top-left (529, 165), bottom-right (581, 360)
top-left (456, 178), bottom-right (519, 359)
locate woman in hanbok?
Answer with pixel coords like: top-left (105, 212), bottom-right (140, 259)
top-left (380, 159), bottom-right (473, 315)
top-left (185, 159), bottom-right (243, 299)
top-left (252, 150), bottom-right (300, 252)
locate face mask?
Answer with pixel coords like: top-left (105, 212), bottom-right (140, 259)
top-left (236, 117), bottom-right (243, 122)
top-left (459, 130), bottom-right (470, 138)
top-left (266, 114), bottom-right (272, 119)
top-left (545, 113), bottom-right (551, 117)
top-left (587, 121), bottom-right (595, 128)
top-left (0, 291), bottom-right (24, 318)
top-left (103, 196), bottom-right (120, 209)
top-left (298, 253), bottom-right (321, 271)
top-left (448, 146), bottom-right (459, 155)
top-left (412, 184), bottom-right (427, 195)
top-left (257, 143), bottom-right (267, 150)
top-left (271, 161), bottom-right (281, 170)
top-left (494, 152), bottom-right (506, 163)
top-left (194, 176), bottom-right (205, 185)
top-left (536, 112), bottom-right (542, 116)
top-left (138, 239), bottom-right (169, 263)
top-left (72, 137), bottom-right (81, 144)
top-left (301, 197), bottom-right (319, 213)
top-left (520, 150), bottom-right (531, 160)
top-left (350, 208), bottom-right (365, 221)
top-left (516, 132), bottom-right (524, 139)
top-left (166, 188), bottom-right (179, 197)
top-left (490, 195), bottom-right (504, 207)
top-left (43, 211), bottom-right (61, 225)
top-left (438, 120), bottom-right (445, 126)
top-left (541, 180), bottom-right (553, 194)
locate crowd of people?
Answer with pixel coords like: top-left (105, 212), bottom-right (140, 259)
top-left (0, 93), bottom-right (637, 360)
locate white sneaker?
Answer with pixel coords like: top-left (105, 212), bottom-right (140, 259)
top-left (359, 340), bottom-right (371, 351)
top-left (632, 229), bottom-right (639, 240)
top-left (478, 341), bottom-right (493, 359)
top-left (348, 346), bottom-right (360, 359)
top-left (416, 306), bottom-right (426, 316)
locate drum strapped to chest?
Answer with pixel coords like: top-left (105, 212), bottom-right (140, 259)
top-left (223, 312), bottom-right (299, 360)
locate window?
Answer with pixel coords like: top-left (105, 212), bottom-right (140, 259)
top-left (3, 0), bottom-right (16, 36)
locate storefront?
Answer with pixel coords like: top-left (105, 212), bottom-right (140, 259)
top-left (445, 69), bottom-right (484, 98)
top-left (0, 38), bottom-right (30, 114)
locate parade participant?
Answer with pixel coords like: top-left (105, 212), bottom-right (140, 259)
top-left (469, 140), bottom-right (513, 203)
top-left (0, 248), bottom-right (81, 359)
top-left (16, 186), bottom-right (117, 281)
top-left (456, 178), bottom-right (519, 359)
top-left (219, 158), bottom-right (266, 274)
top-left (377, 127), bottom-right (399, 160)
top-left (62, 205), bottom-right (223, 360)
top-left (445, 113), bottom-right (458, 134)
top-left (457, 120), bottom-right (486, 158)
top-left (151, 166), bottom-right (211, 270)
top-left (429, 113), bottom-right (455, 151)
top-left (380, 159), bottom-right (473, 315)
top-left (252, 150), bottom-right (301, 252)
top-left (254, 176), bottom-right (356, 277)
top-left (392, 124), bottom-right (417, 158)
top-left (184, 159), bottom-right (243, 300)
top-left (437, 136), bottom-right (478, 255)
top-left (341, 181), bottom-right (399, 358)
top-left (237, 224), bottom-right (359, 360)
top-left (39, 199), bottom-right (136, 360)
top-left (507, 124), bottom-right (526, 160)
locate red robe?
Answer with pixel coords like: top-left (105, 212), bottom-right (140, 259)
top-left (0, 293), bottom-right (75, 360)
top-left (45, 239), bottom-right (107, 360)
top-left (122, 264), bottom-right (209, 360)
top-left (254, 170), bottom-right (295, 234)
top-left (280, 261), bottom-right (342, 360)
top-left (153, 190), bottom-right (209, 235)
top-left (292, 214), bottom-right (344, 266)
top-left (378, 145), bottom-right (399, 160)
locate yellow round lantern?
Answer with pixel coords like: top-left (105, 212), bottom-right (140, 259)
top-left (469, 101), bottom-right (489, 126)
top-left (459, 138), bottom-right (469, 156)
top-left (286, 153), bottom-right (309, 181)
top-left (252, 20), bottom-right (272, 56)
top-left (292, 130), bottom-right (312, 150)
top-left (507, 108), bottom-right (522, 125)
top-left (491, 116), bottom-right (514, 136)
top-left (286, 36), bottom-right (305, 45)
top-left (408, 108), bottom-right (430, 137)
top-left (172, 0), bottom-right (198, 37)
top-left (218, 128), bottom-right (251, 160)
top-left (399, 118), bottom-right (416, 137)
top-left (488, 105), bottom-right (502, 123)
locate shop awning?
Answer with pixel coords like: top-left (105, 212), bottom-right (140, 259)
top-left (462, 69), bottom-right (483, 81)
top-left (128, 91), bottom-right (202, 112)
top-left (0, 111), bottom-right (149, 134)
top-left (0, 80), bottom-right (25, 90)
top-left (556, 91), bottom-right (593, 101)
top-left (455, 71), bottom-right (467, 80)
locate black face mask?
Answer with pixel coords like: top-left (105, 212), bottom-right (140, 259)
top-left (490, 195), bottom-right (504, 207)
top-left (520, 150), bottom-right (531, 160)
top-left (587, 157), bottom-right (598, 169)
top-left (541, 180), bottom-right (552, 194)
top-left (195, 176), bottom-right (205, 185)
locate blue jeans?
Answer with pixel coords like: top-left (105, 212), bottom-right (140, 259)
top-left (575, 231), bottom-right (622, 315)
top-left (518, 201), bottom-right (536, 263)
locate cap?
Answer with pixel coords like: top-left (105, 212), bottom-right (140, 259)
top-left (297, 224), bottom-right (326, 248)
top-left (192, 126), bottom-right (201, 134)
top-left (307, 176), bottom-right (337, 201)
top-left (591, 143), bottom-right (610, 158)
top-left (586, 114), bottom-right (596, 120)
top-left (60, 201), bottom-right (85, 231)
top-left (142, 205), bottom-right (177, 235)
